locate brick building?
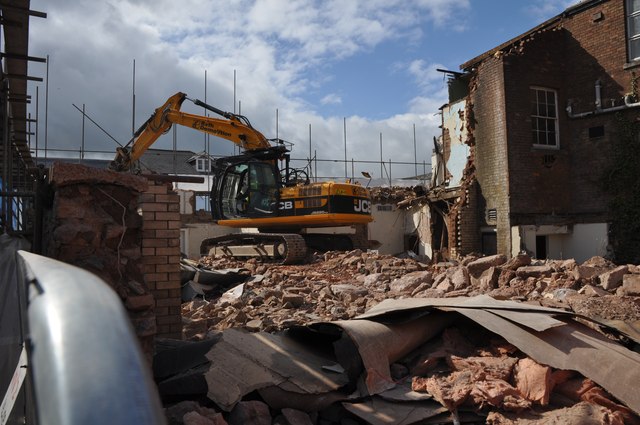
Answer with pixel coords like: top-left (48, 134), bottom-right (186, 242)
top-left (429, 0), bottom-right (640, 263)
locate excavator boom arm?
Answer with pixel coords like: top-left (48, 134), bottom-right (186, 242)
top-left (110, 92), bottom-right (271, 171)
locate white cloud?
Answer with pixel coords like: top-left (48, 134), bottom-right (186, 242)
top-left (320, 94), bottom-right (342, 105)
top-left (26, 0), bottom-right (467, 178)
top-left (525, 0), bottom-right (581, 21)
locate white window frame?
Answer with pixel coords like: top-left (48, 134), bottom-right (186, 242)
top-left (531, 86), bottom-right (559, 149)
top-left (195, 157), bottom-right (210, 172)
top-left (628, 0), bottom-right (640, 62)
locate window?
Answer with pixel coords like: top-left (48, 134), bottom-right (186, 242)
top-left (195, 157), bottom-right (210, 172)
top-left (628, 0), bottom-right (640, 62)
top-left (531, 87), bottom-right (559, 148)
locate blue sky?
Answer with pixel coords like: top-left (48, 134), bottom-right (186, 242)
top-left (27, 0), bottom-right (578, 180)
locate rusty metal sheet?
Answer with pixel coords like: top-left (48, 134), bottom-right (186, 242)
top-left (357, 295), bottom-right (570, 320)
top-left (453, 308), bottom-right (640, 415)
top-left (342, 397), bottom-right (447, 425)
top-left (331, 312), bottom-right (455, 395)
top-left (205, 328), bottom-right (349, 411)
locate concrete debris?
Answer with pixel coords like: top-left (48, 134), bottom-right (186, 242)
top-left (162, 252), bottom-right (640, 424)
top-left (182, 252), bottom-right (640, 339)
top-left (368, 186), bottom-right (425, 204)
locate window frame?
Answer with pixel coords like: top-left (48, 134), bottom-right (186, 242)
top-left (530, 86), bottom-right (560, 149)
top-left (627, 0), bottom-right (640, 63)
top-left (195, 157), bottom-right (210, 172)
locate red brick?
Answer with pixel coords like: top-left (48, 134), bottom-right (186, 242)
top-left (143, 264), bottom-right (157, 274)
top-left (156, 229), bottom-right (180, 238)
top-left (151, 289), bottom-right (169, 299)
top-left (145, 184), bottom-right (168, 195)
top-left (157, 281), bottom-right (180, 290)
top-left (156, 247), bottom-right (179, 256)
top-left (155, 306), bottom-right (169, 317)
top-left (157, 315), bottom-right (181, 325)
top-left (139, 203), bottom-right (167, 212)
top-left (156, 194), bottom-right (180, 203)
top-left (145, 272), bottom-right (168, 282)
top-left (167, 220), bottom-right (181, 229)
top-left (156, 264), bottom-right (179, 273)
top-left (143, 221), bottom-right (167, 230)
top-left (142, 247), bottom-right (155, 256)
top-left (143, 256), bottom-right (169, 265)
top-left (138, 193), bottom-right (156, 203)
top-left (156, 297), bottom-right (182, 307)
top-left (142, 239), bottom-right (168, 248)
top-left (156, 212), bottom-right (181, 221)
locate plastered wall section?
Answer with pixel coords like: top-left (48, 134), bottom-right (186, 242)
top-left (512, 223), bottom-right (608, 263)
top-left (370, 206), bottom-right (405, 255)
top-left (139, 181), bottom-right (182, 339)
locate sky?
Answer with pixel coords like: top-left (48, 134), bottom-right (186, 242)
top-left (25, 0), bottom-right (579, 181)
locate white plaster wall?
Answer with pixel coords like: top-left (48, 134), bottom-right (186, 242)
top-left (408, 206), bottom-right (432, 258)
top-left (547, 223), bottom-right (609, 263)
top-left (512, 223), bottom-right (609, 263)
top-left (369, 207), bottom-right (405, 255)
top-left (181, 223), bottom-right (240, 259)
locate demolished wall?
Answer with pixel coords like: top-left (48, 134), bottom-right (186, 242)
top-left (44, 164), bottom-right (182, 357)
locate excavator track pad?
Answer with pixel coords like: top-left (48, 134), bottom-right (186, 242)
top-left (200, 233), bottom-right (308, 265)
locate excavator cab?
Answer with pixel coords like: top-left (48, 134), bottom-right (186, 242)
top-left (220, 162), bottom-right (279, 218)
top-left (210, 146), bottom-right (286, 221)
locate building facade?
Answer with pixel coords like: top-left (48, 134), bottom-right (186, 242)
top-left (430, 0), bottom-right (640, 263)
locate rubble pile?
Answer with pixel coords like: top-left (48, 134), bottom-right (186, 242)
top-left (182, 251), bottom-right (640, 339)
top-left (368, 186), bottom-right (425, 204)
top-left (163, 251), bottom-right (640, 424)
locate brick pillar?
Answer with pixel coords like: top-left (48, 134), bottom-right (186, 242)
top-left (139, 180), bottom-right (182, 339)
top-left (45, 163), bottom-right (158, 359)
top-left (457, 181), bottom-right (480, 255)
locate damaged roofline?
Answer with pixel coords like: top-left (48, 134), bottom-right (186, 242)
top-left (460, 0), bottom-right (608, 71)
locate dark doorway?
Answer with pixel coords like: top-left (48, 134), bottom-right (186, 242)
top-left (405, 233), bottom-right (419, 255)
top-left (481, 232), bottom-right (497, 255)
top-left (536, 235), bottom-right (547, 259)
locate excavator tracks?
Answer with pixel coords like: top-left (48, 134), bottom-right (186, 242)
top-left (200, 233), bottom-right (308, 265)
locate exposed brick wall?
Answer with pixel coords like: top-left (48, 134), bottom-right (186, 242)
top-left (463, 0), bottom-right (637, 258)
top-left (502, 0), bottom-right (636, 223)
top-left (139, 180), bottom-right (182, 339)
top-left (471, 58), bottom-right (512, 255)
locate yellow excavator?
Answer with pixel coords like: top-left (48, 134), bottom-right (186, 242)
top-left (110, 92), bottom-right (372, 263)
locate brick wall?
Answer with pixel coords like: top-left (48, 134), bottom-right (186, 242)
top-left (472, 58), bottom-right (512, 255)
top-left (501, 0), bottom-right (636, 223)
top-left (139, 180), bottom-right (182, 339)
top-left (465, 0), bottom-right (638, 259)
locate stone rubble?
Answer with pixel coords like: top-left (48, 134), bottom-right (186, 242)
top-left (183, 252), bottom-right (640, 338)
top-left (171, 251), bottom-right (640, 424)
